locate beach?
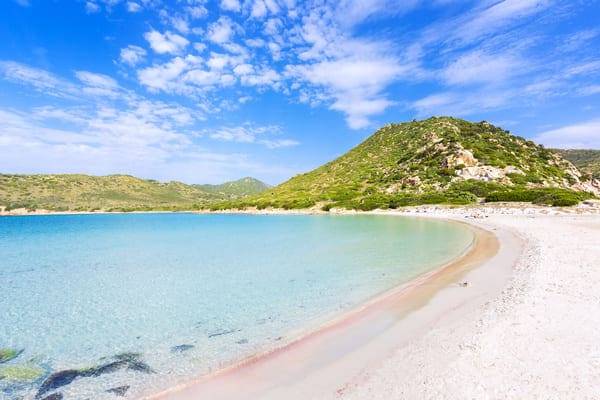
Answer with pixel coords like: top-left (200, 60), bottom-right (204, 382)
top-left (334, 208), bottom-right (600, 400)
top-left (146, 205), bottom-right (600, 399)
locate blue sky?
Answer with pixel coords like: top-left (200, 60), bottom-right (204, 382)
top-left (0, 0), bottom-right (599, 184)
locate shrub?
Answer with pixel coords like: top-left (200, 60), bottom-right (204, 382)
top-left (485, 188), bottom-right (592, 207)
top-left (321, 203), bottom-right (333, 212)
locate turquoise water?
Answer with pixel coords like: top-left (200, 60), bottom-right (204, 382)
top-left (0, 213), bottom-right (473, 399)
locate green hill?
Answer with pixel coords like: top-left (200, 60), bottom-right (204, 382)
top-left (195, 177), bottom-right (271, 197)
top-left (214, 117), bottom-right (597, 210)
top-left (554, 149), bottom-right (600, 179)
top-left (0, 174), bottom-right (269, 212)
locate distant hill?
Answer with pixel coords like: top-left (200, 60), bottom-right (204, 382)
top-left (554, 149), bottom-right (600, 179)
top-left (195, 177), bottom-right (271, 197)
top-left (0, 174), bottom-right (269, 212)
top-left (214, 117), bottom-right (598, 210)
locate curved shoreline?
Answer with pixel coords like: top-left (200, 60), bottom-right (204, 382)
top-left (143, 215), bottom-right (514, 400)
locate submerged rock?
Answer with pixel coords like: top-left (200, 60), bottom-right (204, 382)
top-left (106, 385), bottom-right (130, 397)
top-left (0, 348), bottom-right (24, 364)
top-left (40, 394), bottom-right (63, 400)
top-left (208, 329), bottom-right (238, 338)
top-left (36, 353), bottom-right (153, 397)
top-left (114, 353), bottom-right (154, 374)
top-left (170, 344), bottom-right (194, 353)
top-left (37, 369), bottom-right (82, 397)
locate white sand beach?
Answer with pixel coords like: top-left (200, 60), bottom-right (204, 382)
top-left (148, 205), bottom-right (600, 400)
top-left (333, 207), bottom-right (600, 400)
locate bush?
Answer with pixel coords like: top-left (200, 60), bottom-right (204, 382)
top-left (321, 203), bottom-right (333, 212)
top-left (449, 181), bottom-right (503, 198)
top-left (485, 188), bottom-right (592, 207)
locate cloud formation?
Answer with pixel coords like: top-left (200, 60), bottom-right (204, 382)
top-left (534, 120), bottom-right (600, 149)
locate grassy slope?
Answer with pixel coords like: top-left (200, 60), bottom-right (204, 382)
top-left (554, 149), bottom-right (600, 179)
top-left (195, 177), bottom-right (271, 197)
top-left (214, 117), bottom-right (593, 210)
top-left (0, 174), bottom-right (269, 211)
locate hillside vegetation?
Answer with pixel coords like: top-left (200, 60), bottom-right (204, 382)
top-left (213, 117), bottom-right (597, 210)
top-left (195, 177), bottom-right (271, 197)
top-left (0, 174), bottom-right (269, 212)
top-left (554, 149), bottom-right (600, 179)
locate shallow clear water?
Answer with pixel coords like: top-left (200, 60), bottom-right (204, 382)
top-left (0, 213), bottom-right (473, 399)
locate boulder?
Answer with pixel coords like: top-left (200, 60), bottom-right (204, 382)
top-left (456, 166), bottom-right (506, 181)
top-left (442, 149), bottom-right (478, 168)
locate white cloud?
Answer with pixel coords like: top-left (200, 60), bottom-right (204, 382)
top-left (245, 38), bottom-right (265, 47)
top-left (206, 124), bottom-right (298, 148)
top-left (85, 1), bottom-right (100, 13)
top-left (442, 50), bottom-right (523, 85)
top-left (171, 17), bottom-right (190, 34)
top-left (0, 106), bottom-right (291, 184)
top-left (411, 90), bottom-right (512, 117)
top-left (220, 0), bottom-right (241, 12)
top-left (13, 0), bottom-right (30, 7)
top-left (240, 67), bottom-right (280, 88)
top-left (187, 5), bottom-right (208, 19)
top-left (75, 71), bottom-right (118, 89)
top-left (566, 60), bottom-right (600, 77)
top-left (233, 63), bottom-right (253, 76)
top-left (334, 0), bottom-right (420, 27)
top-left (250, 0), bottom-right (268, 18)
top-left (126, 2), bottom-right (141, 12)
top-left (207, 17), bottom-right (236, 44)
top-left (119, 45), bottom-right (147, 66)
top-left (560, 29), bottom-right (600, 52)
top-left (0, 60), bottom-right (78, 98)
top-left (193, 42), bottom-right (207, 53)
top-left (137, 53), bottom-right (247, 94)
top-left (579, 85), bottom-right (600, 96)
top-left (0, 60), bottom-right (297, 183)
top-left (248, 0), bottom-right (280, 19)
top-left (287, 57), bottom-right (402, 129)
top-left (137, 57), bottom-right (191, 92)
top-left (452, 0), bottom-right (552, 44)
top-left (533, 120), bottom-right (600, 149)
top-left (206, 53), bottom-right (231, 70)
top-left (184, 69), bottom-right (222, 87)
top-left (260, 138), bottom-right (299, 149)
top-left (75, 71), bottom-right (121, 97)
top-left (144, 30), bottom-right (189, 54)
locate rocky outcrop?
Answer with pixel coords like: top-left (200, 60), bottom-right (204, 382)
top-left (441, 148), bottom-right (478, 168)
top-left (573, 178), bottom-right (600, 196)
top-left (456, 165), bottom-right (525, 182)
top-left (457, 166), bottom-right (505, 181)
top-left (386, 176), bottom-right (422, 194)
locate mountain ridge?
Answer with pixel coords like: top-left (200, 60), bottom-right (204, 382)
top-left (554, 149), bottom-right (600, 179)
top-left (0, 174), bottom-right (270, 212)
